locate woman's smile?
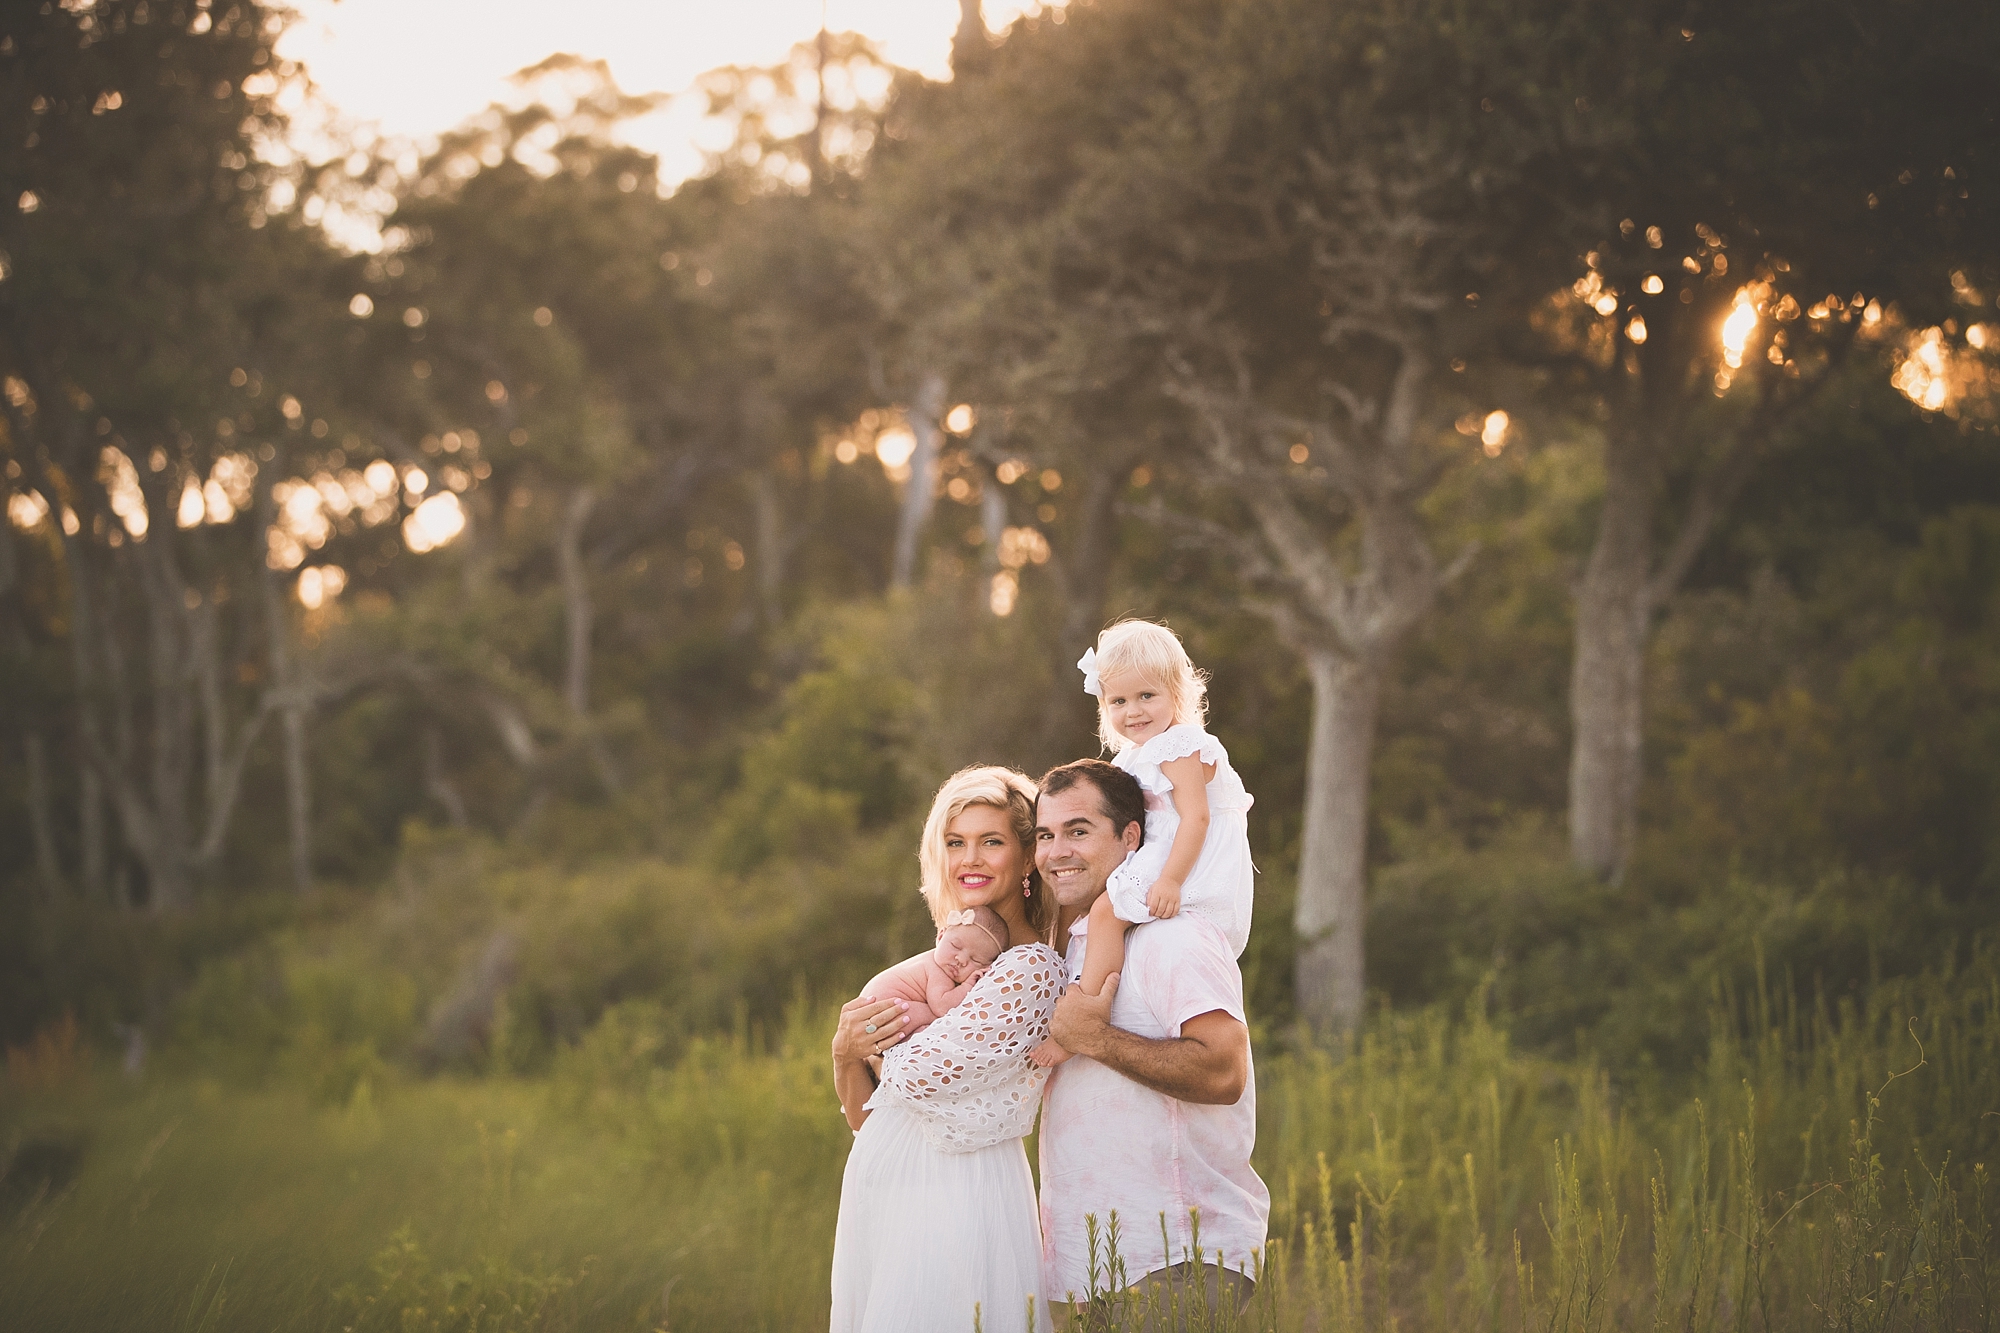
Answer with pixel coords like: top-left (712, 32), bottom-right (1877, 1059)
top-left (942, 803), bottom-right (1029, 916)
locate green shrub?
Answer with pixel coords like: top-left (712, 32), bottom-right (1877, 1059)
top-left (333, 1228), bottom-right (587, 1333)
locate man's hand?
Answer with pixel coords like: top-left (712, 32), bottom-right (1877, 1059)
top-left (1048, 973), bottom-right (1121, 1060)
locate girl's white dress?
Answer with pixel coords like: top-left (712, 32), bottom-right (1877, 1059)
top-left (1106, 724), bottom-right (1256, 957)
top-left (830, 942), bottom-right (1064, 1333)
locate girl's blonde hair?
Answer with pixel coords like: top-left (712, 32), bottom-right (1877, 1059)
top-left (917, 766), bottom-right (1053, 939)
top-left (1093, 618), bottom-right (1208, 753)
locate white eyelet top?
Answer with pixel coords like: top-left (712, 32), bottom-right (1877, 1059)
top-left (866, 942), bottom-right (1064, 1153)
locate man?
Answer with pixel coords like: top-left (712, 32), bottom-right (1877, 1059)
top-left (1034, 758), bottom-right (1270, 1328)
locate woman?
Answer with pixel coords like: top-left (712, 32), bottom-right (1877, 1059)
top-left (830, 766), bottom-right (1065, 1333)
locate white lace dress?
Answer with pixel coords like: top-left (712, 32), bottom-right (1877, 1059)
top-left (1105, 724), bottom-right (1256, 957)
top-left (830, 942), bottom-right (1063, 1333)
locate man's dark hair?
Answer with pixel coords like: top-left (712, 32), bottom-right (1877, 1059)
top-left (1038, 759), bottom-right (1145, 846)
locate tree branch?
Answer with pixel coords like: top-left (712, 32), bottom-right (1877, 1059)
top-left (1647, 332), bottom-right (1858, 607)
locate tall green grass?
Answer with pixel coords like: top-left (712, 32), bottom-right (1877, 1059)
top-left (1237, 951), bottom-right (1999, 1331)
top-left (4, 951), bottom-right (1995, 1331)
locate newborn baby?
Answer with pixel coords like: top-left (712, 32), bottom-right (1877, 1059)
top-left (857, 904), bottom-right (1008, 1035)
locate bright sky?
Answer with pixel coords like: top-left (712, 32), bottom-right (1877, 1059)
top-left (279, 0), bottom-right (1049, 186)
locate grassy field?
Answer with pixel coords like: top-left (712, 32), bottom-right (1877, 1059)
top-left (4, 957), bottom-right (1997, 1332)
top-left (2, 1007), bottom-right (853, 1332)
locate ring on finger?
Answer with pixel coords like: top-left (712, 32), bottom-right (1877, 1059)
top-left (864, 1022), bottom-right (878, 1034)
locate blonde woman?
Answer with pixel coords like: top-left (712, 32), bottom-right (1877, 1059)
top-left (829, 766), bottom-right (1064, 1333)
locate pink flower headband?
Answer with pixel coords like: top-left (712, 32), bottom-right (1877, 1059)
top-left (941, 908), bottom-right (1005, 956)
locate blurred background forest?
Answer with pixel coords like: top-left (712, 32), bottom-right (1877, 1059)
top-left (3, 1), bottom-right (1999, 1329)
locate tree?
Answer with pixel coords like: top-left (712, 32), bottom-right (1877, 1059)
top-left (1525, 0), bottom-right (2000, 880)
top-left (685, 33), bottom-right (903, 605)
top-left (861, 3), bottom-right (1180, 760)
top-left (0, 0), bottom-right (348, 906)
top-left (872, 0), bottom-right (1592, 1028)
top-left (307, 50), bottom-right (898, 830)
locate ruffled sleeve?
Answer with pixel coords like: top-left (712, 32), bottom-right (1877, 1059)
top-left (869, 942), bottom-right (1063, 1152)
top-left (1131, 724), bottom-right (1224, 770)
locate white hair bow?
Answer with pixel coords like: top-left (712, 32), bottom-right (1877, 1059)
top-left (1077, 647), bottom-right (1101, 698)
top-left (943, 908), bottom-right (975, 927)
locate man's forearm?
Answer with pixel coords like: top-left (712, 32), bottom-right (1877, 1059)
top-left (1077, 1024), bottom-right (1242, 1105)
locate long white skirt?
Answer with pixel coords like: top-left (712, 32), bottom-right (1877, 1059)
top-left (830, 1103), bottom-right (1045, 1333)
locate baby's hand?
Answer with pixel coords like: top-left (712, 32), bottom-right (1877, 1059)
top-left (1029, 1038), bottom-right (1073, 1068)
top-left (1147, 878), bottom-right (1183, 919)
top-left (966, 964), bottom-right (990, 987)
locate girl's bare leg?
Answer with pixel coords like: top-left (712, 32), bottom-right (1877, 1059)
top-left (1032, 892), bottom-right (1133, 1067)
top-left (1078, 889), bottom-right (1131, 997)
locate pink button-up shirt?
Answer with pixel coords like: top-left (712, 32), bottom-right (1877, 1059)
top-left (1038, 914), bottom-right (1270, 1300)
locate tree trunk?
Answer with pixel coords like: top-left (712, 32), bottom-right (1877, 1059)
top-left (24, 733), bottom-right (62, 899)
top-left (1036, 451), bottom-right (1127, 764)
top-left (422, 726), bottom-right (469, 828)
top-left (975, 459), bottom-right (1008, 620)
top-left (1568, 429), bottom-right (1657, 882)
top-left (129, 535), bottom-right (198, 911)
top-left (65, 470), bottom-right (276, 910)
top-left (1293, 647), bottom-right (1383, 1035)
top-left (556, 485), bottom-right (620, 795)
top-left (952, 0), bottom-right (987, 75)
top-left (890, 372), bottom-right (947, 591)
top-left (557, 487), bottom-right (597, 718)
top-left (258, 487), bottom-right (313, 895)
top-left (80, 760), bottom-right (106, 900)
top-left (0, 521), bottom-right (59, 896)
top-left (750, 469), bottom-right (786, 626)
top-left (275, 703), bottom-right (311, 892)
top-left (806, 23), bottom-right (829, 184)
top-left (55, 525), bottom-right (109, 902)
top-left (1165, 351), bottom-right (1448, 1038)
top-left (28, 431), bottom-right (269, 910)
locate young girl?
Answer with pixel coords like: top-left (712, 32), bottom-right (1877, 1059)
top-left (1032, 619), bottom-right (1255, 1067)
top-left (856, 904), bottom-right (1010, 1036)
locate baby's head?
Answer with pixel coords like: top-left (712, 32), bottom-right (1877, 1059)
top-left (1083, 619), bottom-right (1207, 753)
top-left (934, 905), bottom-right (1007, 984)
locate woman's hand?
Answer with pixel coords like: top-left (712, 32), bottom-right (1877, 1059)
top-left (833, 996), bottom-right (911, 1132)
top-left (834, 995), bottom-right (910, 1064)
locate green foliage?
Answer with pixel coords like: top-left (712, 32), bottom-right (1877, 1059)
top-left (172, 939), bottom-right (412, 1103)
top-left (1655, 504), bottom-right (2000, 899)
top-left (333, 1228), bottom-right (587, 1333)
top-left (163, 815), bottom-right (919, 1082)
top-left (6, 949), bottom-right (1997, 1330)
top-left (704, 651), bottom-right (916, 874)
top-left (6, 0), bottom-right (1998, 1045)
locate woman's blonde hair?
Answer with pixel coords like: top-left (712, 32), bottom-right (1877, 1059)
top-left (917, 765), bottom-right (1053, 940)
top-left (1093, 618), bottom-right (1208, 753)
